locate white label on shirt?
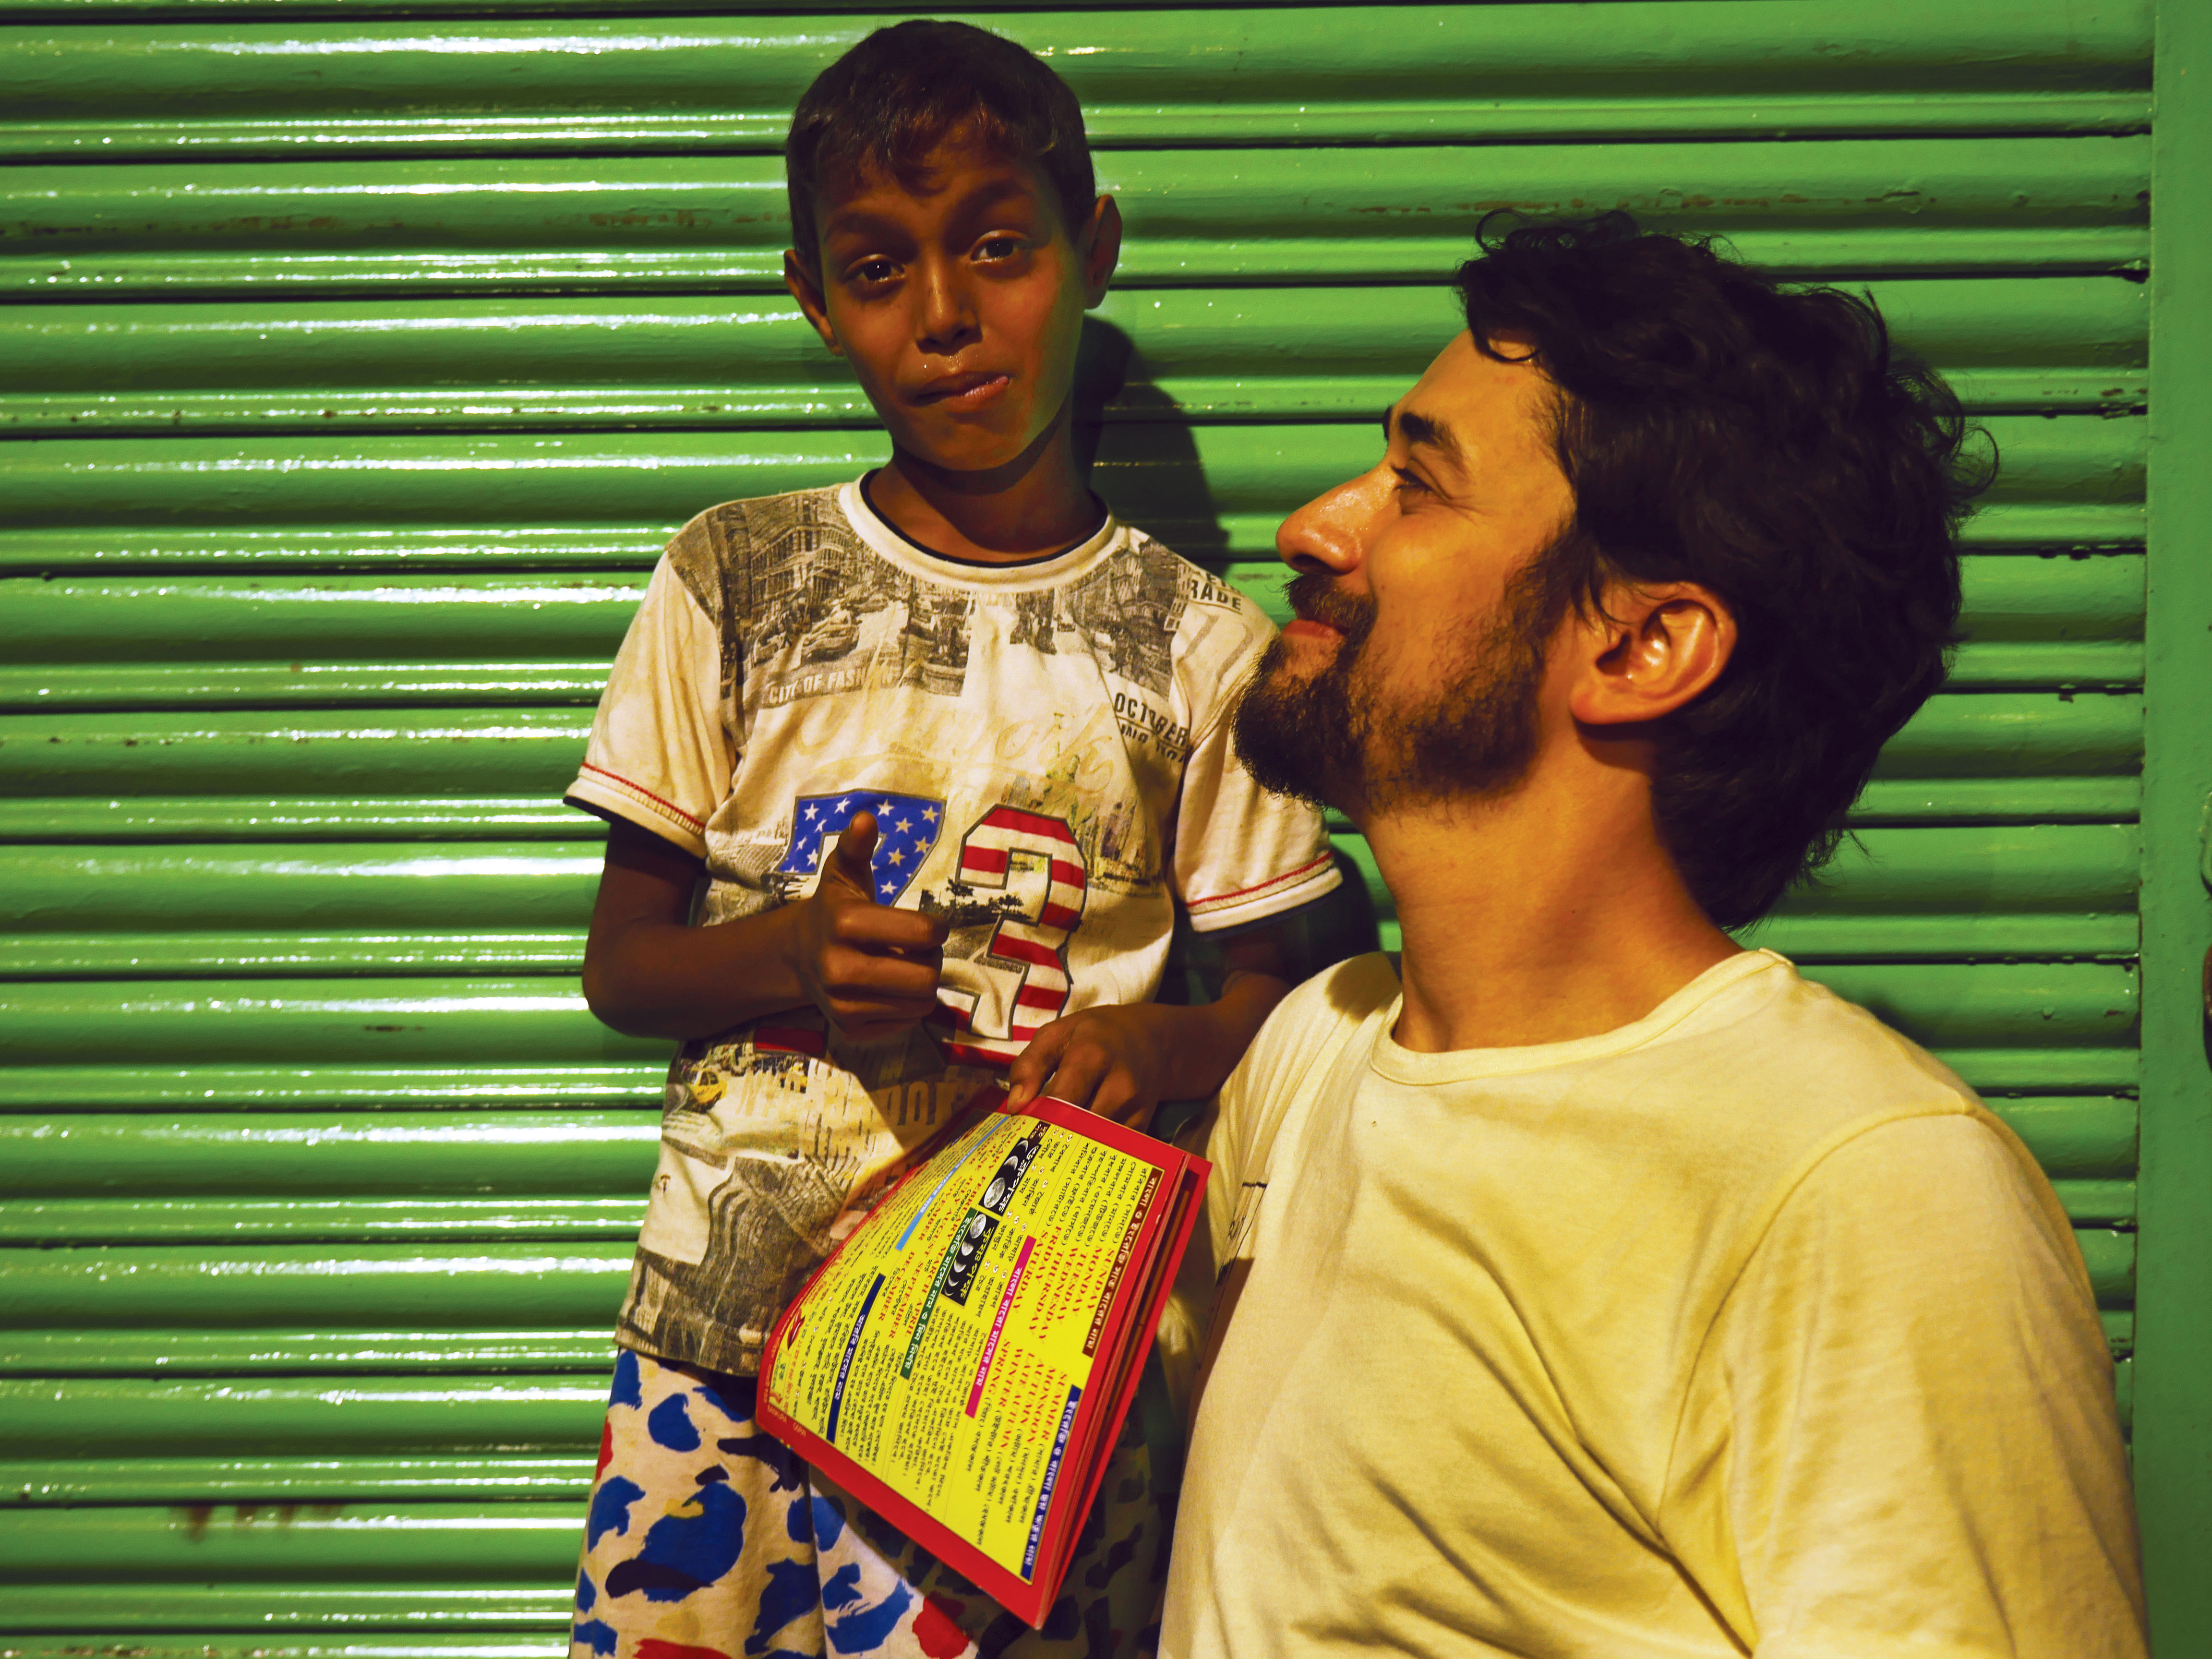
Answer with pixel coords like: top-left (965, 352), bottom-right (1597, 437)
top-left (637, 1142), bottom-right (725, 1266)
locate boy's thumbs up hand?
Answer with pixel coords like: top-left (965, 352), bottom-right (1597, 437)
top-left (817, 811), bottom-right (887, 905)
top-left (792, 811), bottom-right (950, 1043)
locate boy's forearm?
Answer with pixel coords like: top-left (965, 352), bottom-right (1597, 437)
top-left (582, 906), bottom-right (808, 1040)
top-left (581, 813), bottom-right (953, 1046)
top-left (1161, 911), bottom-right (1310, 1097)
top-left (1153, 969), bottom-right (1293, 1101)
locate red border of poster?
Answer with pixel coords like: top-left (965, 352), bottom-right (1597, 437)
top-left (757, 1094), bottom-right (1209, 1628)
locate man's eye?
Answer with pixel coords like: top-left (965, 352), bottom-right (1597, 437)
top-left (1392, 469), bottom-right (1432, 500)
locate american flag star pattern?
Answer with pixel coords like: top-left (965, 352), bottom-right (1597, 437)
top-left (775, 791), bottom-right (947, 905)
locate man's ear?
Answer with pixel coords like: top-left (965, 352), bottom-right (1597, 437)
top-left (782, 251), bottom-right (843, 356)
top-left (1567, 581), bottom-right (1736, 728)
top-left (1079, 195), bottom-right (1123, 307)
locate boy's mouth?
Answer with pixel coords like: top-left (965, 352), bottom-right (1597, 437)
top-left (914, 371), bottom-right (1011, 410)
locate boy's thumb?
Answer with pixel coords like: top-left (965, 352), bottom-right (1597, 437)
top-left (827, 812), bottom-right (882, 902)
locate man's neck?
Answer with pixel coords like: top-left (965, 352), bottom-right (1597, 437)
top-left (1364, 766), bottom-right (1742, 1056)
top-left (869, 408), bottom-right (1101, 565)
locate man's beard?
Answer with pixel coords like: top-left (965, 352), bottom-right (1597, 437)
top-left (1232, 568), bottom-right (1551, 817)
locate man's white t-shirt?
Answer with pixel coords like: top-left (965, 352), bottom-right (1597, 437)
top-left (566, 481), bottom-right (1340, 1374)
top-left (1166, 950), bottom-right (2144, 1659)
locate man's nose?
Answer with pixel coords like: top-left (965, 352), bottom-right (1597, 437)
top-left (1276, 466), bottom-right (1392, 576)
top-left (915, 258), bottom-right (979, 356)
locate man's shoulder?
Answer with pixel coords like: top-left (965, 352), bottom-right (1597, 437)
top-left (1697, 956), bottom-right (1979, 1115)
top-left (1208, 953), bottom-right (1396, 1189)
top-left (1621, 954), bottom-right (1991, 1191)
top-left (661, 485), bottom-right (861, 616)
top-left (1220, 953), bottom-right (1401, 1142)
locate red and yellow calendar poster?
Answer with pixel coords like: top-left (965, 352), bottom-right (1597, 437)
top-left (758, 1094), bottom-right (1208, 1627)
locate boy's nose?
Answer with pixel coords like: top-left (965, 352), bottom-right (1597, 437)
top-left (914, 260), bottom-right (980, 356)
top-left (1277, 465), bottom-right (1392, 576)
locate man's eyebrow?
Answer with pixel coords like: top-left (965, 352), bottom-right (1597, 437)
top-left (1391, 408), bottom-right (1468, 471)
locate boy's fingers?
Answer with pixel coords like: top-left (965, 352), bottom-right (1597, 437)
top-left (1093, 1072), bottom-right (1148, 1126)
top-left (830, 1004), bottom-right (926, 1040)
top-left (1034, 1041), bottom-right (1114, 1114)
top-left (823, 979), bottom-right (941, 1038)
top-left (822, 813), bottom-right (881, 901)
top-left (1006, 1023), bottom-right (1074, 1108)
top-left (819, 814), bottom-right (950, 944)
top-left (822, 945), bottom-right (940, 1002)
top-left (835, 904), bottom-right (950, 951)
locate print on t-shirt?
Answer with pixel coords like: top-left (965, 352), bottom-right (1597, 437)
top-left (1006, 543), bottom-right (1186, 695)
top-left (767, 792), bottom-right (1091, 1046)
top-left (718, 488), bottom-right (1195, 714)
top-left (771, 791), bottom-right (946, 906)
top-left (735, 493), bottom-right (977, 707)
top-left (930, 805), bottom-right (1090, 1047)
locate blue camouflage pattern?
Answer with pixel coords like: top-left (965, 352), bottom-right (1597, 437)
top-left (572, 1346), bottom-right (1171, 1659)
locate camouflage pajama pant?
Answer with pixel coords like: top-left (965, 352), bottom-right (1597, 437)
top-left (570, 1347), bottom-right (1175, 1659)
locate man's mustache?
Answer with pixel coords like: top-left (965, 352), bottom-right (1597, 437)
top-left (1284, 572), bottom-right (1374, 643)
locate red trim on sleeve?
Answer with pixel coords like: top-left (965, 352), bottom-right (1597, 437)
top-left (1187, 849), bottom-right (1337, 909)
top-left (578, 762), bottom-right (707, 833)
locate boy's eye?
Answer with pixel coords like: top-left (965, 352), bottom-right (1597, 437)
top-left (974, 235), bottom-right (1023, 262)
top-left (846, 257), bottom-right (900, 286)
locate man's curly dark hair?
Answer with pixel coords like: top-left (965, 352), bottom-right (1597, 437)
top-left (1458, 212), bottom-right (1992, 929)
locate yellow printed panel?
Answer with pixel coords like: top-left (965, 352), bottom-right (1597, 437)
top-left (765, 1107), bottom-right (1160, 1580)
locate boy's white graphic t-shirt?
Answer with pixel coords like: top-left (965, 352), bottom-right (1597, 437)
top-left (566, 481), bottom-right (1340, 1374)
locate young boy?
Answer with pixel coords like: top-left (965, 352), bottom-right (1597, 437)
top-left (562, 20), bottom-right (1341, 1659)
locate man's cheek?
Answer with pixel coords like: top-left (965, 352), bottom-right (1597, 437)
top-left (1342, 632), bottom-right (1396, 701)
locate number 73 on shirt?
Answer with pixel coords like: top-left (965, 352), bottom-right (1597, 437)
top-left (774, 791), bottom-right (1091, 1050)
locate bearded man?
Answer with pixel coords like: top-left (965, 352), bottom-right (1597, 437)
top-left (1160, 215), bottom-right (2146, 1659)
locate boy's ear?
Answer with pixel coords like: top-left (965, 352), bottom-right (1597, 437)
top-left (1079, 196), bottom-right (1122, 308)
top-left (783, 252), bottom-right (843, 356)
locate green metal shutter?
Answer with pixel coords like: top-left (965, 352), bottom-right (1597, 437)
top-left (2, 0), bottom-right (2202, 1647)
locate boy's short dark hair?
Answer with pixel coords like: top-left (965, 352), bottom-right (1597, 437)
top-left (1458, 212), bottom-right (1991, 930)
top-left (786, 20), bottom-right (1097, 272)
